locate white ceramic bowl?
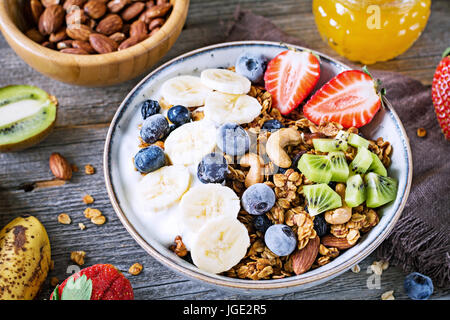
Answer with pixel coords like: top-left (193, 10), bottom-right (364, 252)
top-left (104, 41), bottom-right (413, 295)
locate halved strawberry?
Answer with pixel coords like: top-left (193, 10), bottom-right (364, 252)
top-left (432, 47), bottom-right (450, 140)
top-left (303, 70), bottom-right (382, 128)
top-left (264, 50), bottom-right (320, 115)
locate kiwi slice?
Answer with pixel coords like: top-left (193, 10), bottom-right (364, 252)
top-left (345, 174), bottom-right (366, 207)
top-left (328, 151), bottom-right (349, 182)
top-left (349, 147), bottom-right (373, 175)
top-left (368, 152), bottom-right (388, 176)
top-left (303, 184), bottom-right (342, 216)
top-left (297, 154), bottom-right (332, 183)
top-left (335, 130), bottom-right (350, 151)
top-left (348, 133), bottom-right (370, 149)
top-left (364, 172), bottom-right (398, 208)
top-left (0, 85), bottom-right (57, 152)
top-left (312, 138), bottom-right (346, 152)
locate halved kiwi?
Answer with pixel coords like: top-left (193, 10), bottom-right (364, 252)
top-left (364, 172), bottom-right (398, 208)
top-left (328, 151), bottom-right (349, 182)
top-left (303, 183), bottom-right (342, 216)
top-left (297, 154), bottom-right (332, 183)
top-left (368, 152), bottom-right (388, 176)
top-left (0, 85), bottom-right (57, 152)
top-left (345, 174), bottom-right (366, 207)
top-left (349, 147), bottom-right (373, 175)
top-left (348, 133), bottom-right (370, 149)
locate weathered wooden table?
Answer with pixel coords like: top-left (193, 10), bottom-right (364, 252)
top-left (1, 0), bottom-right (449, 300)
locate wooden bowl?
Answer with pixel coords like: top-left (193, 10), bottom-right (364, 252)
top-left (0, 0), bottom-right (189, 87)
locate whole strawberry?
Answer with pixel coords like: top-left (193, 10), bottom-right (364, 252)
top-left (432, 47), bottom-right (450, 140)
top-left (50, 264), bottom-right (134, 300)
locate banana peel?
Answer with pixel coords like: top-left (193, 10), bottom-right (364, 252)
top-left (0, 215), bottom-right (51, 300)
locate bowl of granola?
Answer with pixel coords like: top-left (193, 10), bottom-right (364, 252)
top-left (104, 41), bottom-right (413, 294)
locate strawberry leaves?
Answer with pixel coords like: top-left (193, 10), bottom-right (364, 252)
top-left (51, 275), bottom-right (93, 300)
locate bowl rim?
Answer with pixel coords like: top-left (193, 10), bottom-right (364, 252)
top-left (103, 40), bottom-right (413, 291)
top-left (0, 0), bottom-right (189, 67)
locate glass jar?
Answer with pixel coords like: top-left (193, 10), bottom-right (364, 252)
top-left (312, 0), bottom-right (431, 64)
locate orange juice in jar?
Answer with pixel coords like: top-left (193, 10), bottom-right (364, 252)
top-left (312, 0), bottom-right (431, 64)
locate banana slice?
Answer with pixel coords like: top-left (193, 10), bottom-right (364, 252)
top-left (204, 92), bottom-right (262, 125)
top-left (160, 75), bottom-right (212, 107)
top-left (180, 184), bottom-right (240, 232)
top-left (138, 165), bottom-right (191, 212)
top-left (200, 69), bottom-right (251, 95)
top-left (165, 120), bottom-right (217, 165)
top-left (191, 216), bottom-right (250, 274)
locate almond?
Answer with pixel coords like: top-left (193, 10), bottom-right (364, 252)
top-left (321, 234), bottom-right (354, 250)
top-left (49, 27), bottom-right (67, 42)
top-left (66, 8), bottom-right (89, 25)
top-left (63, 0), bottom-right (87, 11)
top-left (57, 40), bottom-right (74, 50)
top-left (292, 236), bottom-right (320, 275)
top-left (26, 28), bottom-right (45, 43)
top-left (42, 41), bottom-right (55, 49)
top-left (84, 0), bottom-right (107, 19)
top-left (121, 2), bottom-right (145, 21)
top-left (49, 153), bottom-right (73, 180)
top-left (89, 33), bottom-right (118, 53)
top-left (38, 4), bottom-right (65, 35)
top-left (72, 40), bottom-right (96, 53)
top-left (139, 3), bottom-right (171, 24)
top-left (41, 0), bottom-right (61, 8)
top-left (30, 0), bottom-right (44, 24)
top-left (148, 17), bottom-right (164, 30)
top-left (107, 0), bottom-right (129, 13)
top-left (118, 36), bottom-right (139, 50)
top-left (130, 20), bottom-right (147, 41)
top-left (146, 1), bottom-right (155, 9)
top-left (109, 32), bottom-right (126, 43)
top-left (66, 23), bottom-right (93, 41)
top-left (60, 47), bottom-right (89, 54)
top-left (96, 14), bottom-right (123, 35)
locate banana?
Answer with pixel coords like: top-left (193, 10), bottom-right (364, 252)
top-left (0, 215), bottom-right (51, 300)
top-left (138, 165), bottom-right (191, 212)
top-left (164, 120), bottom-right (217, 165)
top-left (200, 68), bottom-right (251, 94)
top-left (204, 92), bottom-right (262, 125)
top-left (180, 184), bottom-right (240, 232)
top-left (190, 216), bottom-right (250, 274)
top-left (160, 75), bottom-right (212, 107)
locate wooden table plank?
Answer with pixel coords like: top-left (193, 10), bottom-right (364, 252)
top-left (0, 0), bottom-right (449, 300)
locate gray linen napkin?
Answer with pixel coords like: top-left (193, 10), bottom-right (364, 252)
top-left (220, 8), bottom-right (450, 288)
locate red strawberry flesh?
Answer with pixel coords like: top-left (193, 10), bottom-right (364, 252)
top-left (51, 264), bottom-right (134, 300)
top-left (264, 50), bottom-right (320, 115)
top-left (303, 70), bottom-right (381, 128)
top-left (431, 53), bottom-right (450, 140)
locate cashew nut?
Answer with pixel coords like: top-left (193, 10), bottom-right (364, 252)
top-left (324, 183), bottom-right (352, 224)
top-left (265, 128), bottom-right (302, 168)
top-left (239, 153), bottom-right (264, 188)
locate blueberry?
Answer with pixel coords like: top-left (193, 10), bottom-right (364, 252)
top-left (264, 224), bottom-right (297, 256)
top-left (197, 153), bottom-right (228, 184)
top-left (241, 183), bottom-right (276, 215)
top-left (217, 123), bottom-right (250, 156)
top-left (278, 167), bottom-right (287, 174)
top-left (313, 214), bottom-right (328, 237)
top-left (134, 145), bottom-right (166, 173)
top-left (168, 105), bottom-right (191, 127)
top-left (140, 99), bottom-right (161, 120)
top-left (404, 272), bottom-right (434, 300)
top-left (328, 182), bottom-right (337, 190)
top-left (262, 119), bottom-right (284, 131)
top-left (235, 52), bottom-right (268, 83)
top-left (304, 205), bottom-right (309, 214)
top-left (140, 114), bottom-right (169, 144)
top-left (291, 151), bottom-right (306, 172)
top-left (253, 215), bottom-right (272, 234)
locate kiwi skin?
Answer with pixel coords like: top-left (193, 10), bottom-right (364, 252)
top-left (0, 86), bottom-right (58, 152)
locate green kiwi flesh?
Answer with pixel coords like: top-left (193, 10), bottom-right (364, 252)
top-left (364, 172), bottom-right (398, 208)
top-left (335, 130), bottom-right (350, 150)
top-left (345, 174), bottom-right (366, 207)
top-left (0, 85), bottom-right (57, 152)
top-left (328, 151), bottom-right (349, 182)
top-left (312, 138), bottom-right (347, 152)
top-left (348, 133), bottom-right (370, 149)
top-left (303, 184), bottom-right (342, 216)
top-left (349, 147), bottom-right (373, 175)
top-left (368, 152), bottom-right (388, 176)
top-left (297, 154), bottom-right (332, 183)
